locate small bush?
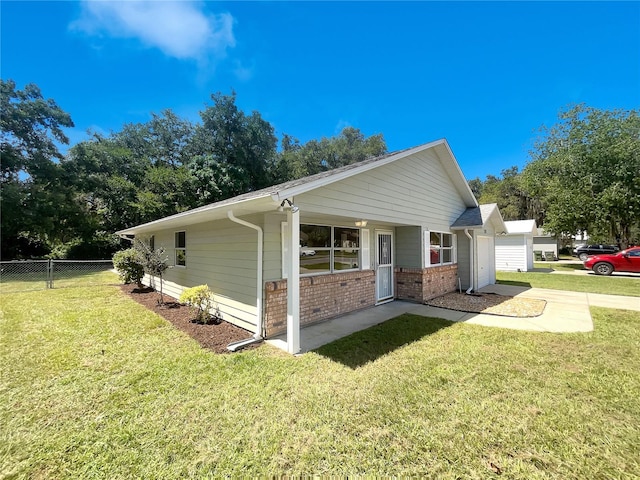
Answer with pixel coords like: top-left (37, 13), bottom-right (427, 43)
top-left (179, 285), bottom-right (219, 324)
top-left (113, 249), bottom-right (145, 288)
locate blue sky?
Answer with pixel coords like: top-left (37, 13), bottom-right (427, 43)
top-left (2, 1), bottom-right (638, 180)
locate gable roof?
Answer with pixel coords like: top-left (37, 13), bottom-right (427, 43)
top-left (451, 203), bottom-right (507, 233)
top-left (117, 138), bottom-right (478, 235)
top-left (504, 219), bottom-right (537, 235)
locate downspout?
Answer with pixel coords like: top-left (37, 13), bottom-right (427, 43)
top-left (226, 210), bottom-right (264, 351)
top-left (118, 234), bottom-right (134, 243)
top-left (464, 228), bottom-right (474, 294)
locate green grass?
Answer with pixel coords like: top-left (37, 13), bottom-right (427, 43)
top-left (2, 285), bottom-right (640, 478)
top-left (498, 270), bottom-right (640, 297)
top-left (0, 270), bottom-right (118, 293)
top-left (533, 262), bottom-right (586, 272)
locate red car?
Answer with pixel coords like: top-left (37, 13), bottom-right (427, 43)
top-left (583, 247), bottom-right (640, 275)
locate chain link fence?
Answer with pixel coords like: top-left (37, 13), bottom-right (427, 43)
top-left (0, 260), bottom-right (117, 293)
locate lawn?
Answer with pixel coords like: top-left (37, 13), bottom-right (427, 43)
top-left (1, 284), bottom-right (639, 478)
top-left (497, 270), bottom-right (640, 297)
top-left (533, 262), bottom-right (585, 272)
top-left (0, 269), bottom-right (118, 294)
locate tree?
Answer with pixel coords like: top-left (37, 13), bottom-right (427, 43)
top-left (471, 167), bottom-right (540, 222)
top-left (273, 127), bottom-right (387, 182)
top-left (1, 79), bottom-right (74, 181)
top-left (1, 79), bottom-right (74, 259)
top-left (187, 91), bottom-right (278, 200)
top-left (134, 238), bottom-right (169, 304)
top-left (522, 105), bottom-right (640, 246)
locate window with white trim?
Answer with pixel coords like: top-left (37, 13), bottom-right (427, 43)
top-left (175, 231), bottom-right (186, 267)
top-left (300, 224), bottom-right (360, 274)
top-left (427, 231), bottom-right (455, 266)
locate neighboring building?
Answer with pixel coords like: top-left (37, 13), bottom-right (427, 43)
top-left (117, 139), bottom-right (506, 353)
top-left (533, 227), bottom-right (560, 260)
top-left (495, 220), bottom-right (537, 272)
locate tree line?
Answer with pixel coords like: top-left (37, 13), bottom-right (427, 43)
top-left (1, 79), bottom-right (638, 259)
top-left (470, 105), bottom-right (639, 249)
top-left (1, 80), bottom-right (386, 259)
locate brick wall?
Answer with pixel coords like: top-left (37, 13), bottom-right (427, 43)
top-left (395, 264), bottom-right (458, 303)
top-left (263, 270), bottom-right (376, 337)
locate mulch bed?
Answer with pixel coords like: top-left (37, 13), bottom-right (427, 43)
top-left (120, 284), bottom-right (262, 354)
top-left (426, 292), bottom-right (546, 318)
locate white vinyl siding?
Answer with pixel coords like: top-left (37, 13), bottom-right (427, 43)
top-left (496, 234), bottom-right (533, 272)
top-left (395, 226), bottom-right (422, 268)
top-left (144, 218), bottom-right (261, 331)
top-left (295, 149), bottom-right (468, 231)
top-left (457, 234), bottom-right (471, 289)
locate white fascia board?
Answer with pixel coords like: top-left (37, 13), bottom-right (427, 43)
top-left (116, 194), bottom-right (274, 235)
top-left (272, 139), bottom-right (447, 202)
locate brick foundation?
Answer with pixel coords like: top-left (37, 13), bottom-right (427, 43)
top-left (395, 264), bottom-right (458, 303)
top-left (263, 270), bottom-right (376, 337)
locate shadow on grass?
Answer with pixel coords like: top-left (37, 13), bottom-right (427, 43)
top-left (314, 314), bottom-right (453, 369)
top-left (496, 280), bottom-right (533, 288)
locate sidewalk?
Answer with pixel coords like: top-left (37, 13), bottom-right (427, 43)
top-left (267, 285), bottom-right (639, 353)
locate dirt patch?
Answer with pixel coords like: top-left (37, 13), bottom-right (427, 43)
top-left (426, 292), bottom-right (546, 318)
top-left (120, 284), bottom-right (261, 353)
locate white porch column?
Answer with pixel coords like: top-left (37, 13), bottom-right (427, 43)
top-left (286, 206), bottom-right (300, 354)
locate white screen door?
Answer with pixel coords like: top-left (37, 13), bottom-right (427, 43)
top-left (376, 231), bottom-right (393, 302)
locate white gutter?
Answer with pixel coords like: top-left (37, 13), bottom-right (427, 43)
top-left (464, 228), bottom-right (474, 294)
top-left (226, 210), bottom-right (264, 350)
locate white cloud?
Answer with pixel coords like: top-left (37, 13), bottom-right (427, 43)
top-left (71, 1), bottom-right (235, 61)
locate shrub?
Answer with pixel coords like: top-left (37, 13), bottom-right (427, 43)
top-left (179, 285), bottom-right (219, 324)
top-left (112, 248), bottom-right (144, 288)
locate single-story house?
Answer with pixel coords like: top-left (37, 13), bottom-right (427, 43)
top-left (117, 139), bottom-right (506, 354)
top-left (495, 219), bottom-right (537, 272)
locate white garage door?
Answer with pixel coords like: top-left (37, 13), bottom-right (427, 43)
top-left (477, 236), bottom-right (492, 289)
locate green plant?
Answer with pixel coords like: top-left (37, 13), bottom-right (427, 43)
top-left (112, 248), bottom-right (144, 288)
top-left (134, 238), bottom-right (169, 304)
top-left (179, 285), bottom-right (219, 324)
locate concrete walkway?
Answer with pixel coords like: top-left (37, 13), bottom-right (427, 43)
top-left (267, 285), bottom-right (640, 353)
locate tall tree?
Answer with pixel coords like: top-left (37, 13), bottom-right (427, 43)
top-left (187, 91), bottom-right (278, 200)
top-left (472, 167), bottom-right (540, 222)
top-left (1, 79), bottom-right (74, 258)
top-left (522, 104), bottom-right (640, 246)
top-left (273, 126), bottom-right (387, 182)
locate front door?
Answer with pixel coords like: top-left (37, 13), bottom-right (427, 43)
top-left (376, 231), bottom-right (394, 303)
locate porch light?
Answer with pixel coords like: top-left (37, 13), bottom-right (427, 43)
top-left (355, 220), bottom-right (368, 227)
top-left (278, 199), bottom-right (299, 213)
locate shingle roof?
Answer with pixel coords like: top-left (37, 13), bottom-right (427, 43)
top-left (451, 203), bottom-right (503, 229)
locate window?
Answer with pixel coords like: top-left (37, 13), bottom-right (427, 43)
top-left (300, 224), bottom-right (360, 274)
top-left (175, 231), bottom-right (186, 267)
top-left (427, 231), bottom-right (454, 266)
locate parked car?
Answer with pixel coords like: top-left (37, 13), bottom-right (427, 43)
top-left (575, 244), bottom-right (619, 261)
top-left (583, 247), bottom-right (640, 275)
